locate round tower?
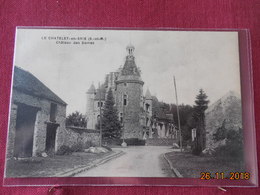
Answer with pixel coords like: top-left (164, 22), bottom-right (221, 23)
top-left (115, 45), bottom-right (144, 139)
top-left (86, 83), bottom-right (96, 129)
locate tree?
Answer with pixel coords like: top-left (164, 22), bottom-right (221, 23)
top-left (66, 111), bottom-right (87, 127)
top-left (213, 120), bottom-right (244, 160)
top-left (152, 98), bottom-right (196, 146)
top-left (213, 120), bottom-right (227, 141)
top-left (192, 89), bottom-right (209, 155)
top-left (169, 104), bottom-right (195, 146)
top-left (98, 88), bottom-right (122, 142)
top-left (214, 128), bottom-right (244, 160)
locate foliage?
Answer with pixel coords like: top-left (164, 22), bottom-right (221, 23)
top-left (56, 145), bottom-right (73, 155)
top-left (97, 88), bottom-right (122, 142)
top-left (227, 128), bottom-right (244, 160)
top-left (193, 89), bottom-right (210, 118)
top-left (84, 140), bottom-right (95, 148)
top-left (121, 138), bottom-right (146, 146)
top-left (213, 120), bottom-right (227, 141)
top-left (71, 143), bottom-right (84, 152)
top-left (66, 111), bottom-right (87, 127)
top-left (56, 141), bottom-right (97, 155)
top-left (174, 105), bottom-right (195, 145)
top-left (152, 96), bottom-right (196, 146)
top-left (214, 125), bottom-right (244, 160)
top-left (150, 90), bottom-right (210, 149)
top-left (192, 89), bottom-right (209, 155)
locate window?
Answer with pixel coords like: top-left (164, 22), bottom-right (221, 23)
top-left (120, 113), bottom-right (123, 123)
top-left (97, 102), bottom-right (103, 107)
top-left (50, 103), bottom-right (57, 122)
top-left (145, 103), bottom-right (150, 112)
top-left (123, 94), bottom-right (127, 106)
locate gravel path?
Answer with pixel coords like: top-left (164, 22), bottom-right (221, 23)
top-left (75, 146), bottom-right (174, 177)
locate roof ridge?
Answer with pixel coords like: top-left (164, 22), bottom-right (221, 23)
top-left (13, 66), bottom-right (67, 105)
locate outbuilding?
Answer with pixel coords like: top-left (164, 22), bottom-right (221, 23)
top-left (6, 66), bottom-right (67, 158)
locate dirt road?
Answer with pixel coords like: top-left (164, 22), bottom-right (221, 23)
top-left (75, 146), bottom-right (174, 177)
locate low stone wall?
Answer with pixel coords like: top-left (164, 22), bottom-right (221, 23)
top-left (61, 126), bottom-right (100, 150)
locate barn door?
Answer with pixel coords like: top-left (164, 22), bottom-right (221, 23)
top-left (14, 104), bottom-right (38, 158)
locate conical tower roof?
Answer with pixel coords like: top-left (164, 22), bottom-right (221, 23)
top-left (121, 44), bottom-right (140, 77)
top-left (145, 88), bottom-right (152, 100)
top-left (87, 83), bottom-right (96, 94)
top-left (116, 45), bottom-right (144, 85)
top-left (121, 57), bottom-right (140, 76)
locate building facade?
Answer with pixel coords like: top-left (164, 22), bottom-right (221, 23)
top-left (7, 66), bottom-right (67, 158)
top-left (86, 45), bottom-right (153, 139)
top-left (86, 45), bottom-right (179, 141)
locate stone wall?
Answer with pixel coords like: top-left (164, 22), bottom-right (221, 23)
top-left (6, 89), bottom-right (66, 158)
top-left (61, 126), bottom-right (100, 149)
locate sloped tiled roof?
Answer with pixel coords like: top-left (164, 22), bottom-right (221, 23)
top-left (13, 66), bottom-right (67, 105)
top-left (94, 84), bottom-right (106, 100)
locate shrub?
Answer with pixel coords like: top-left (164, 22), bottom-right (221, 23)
top-left (66, 111), bottom-right (87, 127)
top-left (71, 143), bottom-right (84, 152)
top-left (213, 120), bottom-right (227, 141)
top-left (36, 152), bottom-right (43, 157)
top-left (56, 145), bottom-right (73, 155)
top-left (214, 128), bottom-right (244, 160)
top-left (102, 138), bottom-right (121, 146)
top-left (121, 138), bottom-right (145, 146)
top-left (84, 140), bottom-right (95, 149)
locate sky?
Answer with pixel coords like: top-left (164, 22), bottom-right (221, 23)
top-left (14, 28), bottom-right (241, 115)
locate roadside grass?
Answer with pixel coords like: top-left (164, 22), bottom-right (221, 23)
top-left (5, 151), bottom-right (114, 177)
top-left (165, 151), bottom-right (244, 178)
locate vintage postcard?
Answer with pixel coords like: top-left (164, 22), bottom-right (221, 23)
top-left (4, 28), bottom-right (256, 186)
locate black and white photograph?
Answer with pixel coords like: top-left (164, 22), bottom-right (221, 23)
top-left (5, 28), bottom-right (245, 179)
